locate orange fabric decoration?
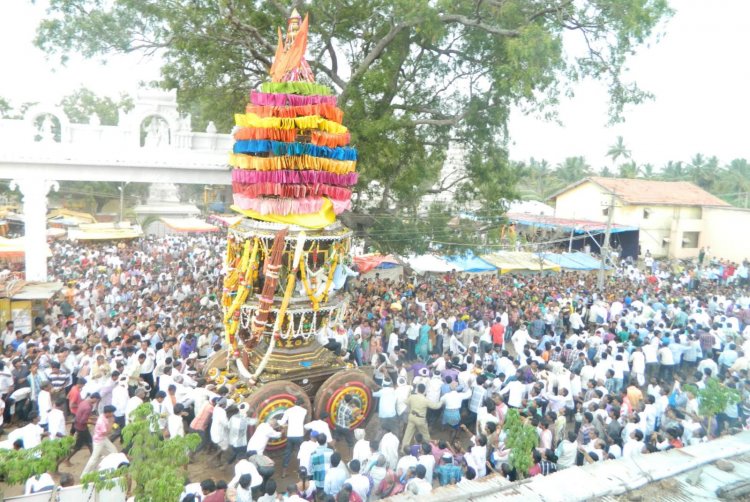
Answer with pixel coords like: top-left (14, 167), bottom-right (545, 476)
top-left (245, 103), bottom-right (344, 123)
top-left (311, 130), bottom-right (351, 148)
top-left (270, 14), bottom-right (310, 82)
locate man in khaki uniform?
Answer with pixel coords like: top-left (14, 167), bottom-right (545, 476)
top-left (402, 383), bottom-right (443, 448)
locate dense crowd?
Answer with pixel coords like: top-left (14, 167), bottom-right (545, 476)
top-left (1, 234), bottom-right (749, 501)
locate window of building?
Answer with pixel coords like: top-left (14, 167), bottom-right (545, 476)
top-left (682, 207), bottom-right (703, 219)
top-left (602, 207), bottom-right (609, 217)
top-left (682, 231), bottom-right (699, 248)
top-left (643, 208), bottom-right (651, 219)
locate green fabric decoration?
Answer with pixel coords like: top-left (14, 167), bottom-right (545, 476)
top-left (260, 82), bottom-right (333, 96)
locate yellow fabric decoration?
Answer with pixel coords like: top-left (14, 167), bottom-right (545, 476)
top-left (234, 113), bottom-right (349, 134)
top-left (230, 198), bottom-right (336, 229)
top-left (229, 154), bottom-right (356, 174)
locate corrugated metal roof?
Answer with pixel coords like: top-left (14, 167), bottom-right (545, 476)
top-left (599, 455), bottom-right (750, 502)
top-left (507, 212), bottom-right (638, 234)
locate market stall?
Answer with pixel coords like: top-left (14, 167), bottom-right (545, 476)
top-left (481, 251), bottom-right (561, 274)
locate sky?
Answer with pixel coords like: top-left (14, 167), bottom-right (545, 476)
top-left (1, 0), bottom-right (748, 171)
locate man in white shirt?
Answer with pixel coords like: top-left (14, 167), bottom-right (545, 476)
top-left (629, 347), bottom-right (646, 386)
top-left (555, 431), bottom-right (578, 469)
top-left (498, 373), bottom-right (526, 408)
top-left (379, 428), bottom-right (400, 470)
top-left (228, 452), bottom-right (263, 491)
top-left (304, 415), bottom-right (333, 445)
top-left (17, 412), bottom-right (46, 449)
top-left (372, 380), bottom-right (398, 432)
top-left (324, 452), bottom-right (348, 497)
top-left (279, 398), bottom-right (308, 477)
top-left (24, 473), bottom-right (55, 494)
top-left (111, 377), bottom-right (129, 431)
top-left (97, 452), bottom-right (130, 472)
top-left (47, 397), bottom-right (68, 439)
top-left (37, 382), bottom-right (52, 429)
top-left (345, 459), bottom-right (371, 500)
top-left (418, 443), bottom-right (436, 483)
top-left (511, 325), bottom-right (534, 360)
top-left (167, 403), bottom-right (186, 438)
top-left (247, 417), bottom-right (282, 455)
top-left (297, 430), bottom-right (320, 472)
top-left (404, 464), bottom-right (432, 495)
top-left (622, 430), bottom-right (645, 458)
top-left (125, 388), bottom-right (146, 425)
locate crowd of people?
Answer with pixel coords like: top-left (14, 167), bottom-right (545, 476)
top-left (1, 234), bottom-right (749, 502)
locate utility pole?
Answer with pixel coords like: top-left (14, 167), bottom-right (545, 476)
top-left (598, 192), bottom-right (616, 290)
top-left (118, 182), bottom-right (130, 223)
top-left (119, 182), bottom-right (125, 223)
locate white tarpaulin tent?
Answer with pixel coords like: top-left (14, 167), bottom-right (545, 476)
top-left (406, 254), bottom-right (455, 274)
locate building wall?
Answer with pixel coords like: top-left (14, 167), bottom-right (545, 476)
top-left (553, 182), bottom-right (609, 223)
top-left (554, 181), bottom-right (708, 259)
top-left (702, 206), bottom-right (750, 263)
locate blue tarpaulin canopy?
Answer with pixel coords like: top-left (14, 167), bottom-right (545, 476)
top-left (446, 253), bottom-right (497, 273)
top-left (541, 251), bottom-right (604, 271)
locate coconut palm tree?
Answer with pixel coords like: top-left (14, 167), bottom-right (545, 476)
top-left (618, 161), bottom-right (639, 178)
top-left (687, 154), bottom-right (721, 191)
top-left (661, 160), bottom-right (686, 181)
top-left (521, 158), bottom-right (560, 200)
top-left (717, 158), bottom-right (750, 207)
top-left (606, 136), bottom-right (631, 165)
top-left (555, 156), bottom-right (592, 185)
top-left (640, 163), bottom-right (655, 179)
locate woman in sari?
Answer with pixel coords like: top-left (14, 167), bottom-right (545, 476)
top-left (415, 323), bottom-right (431, 362)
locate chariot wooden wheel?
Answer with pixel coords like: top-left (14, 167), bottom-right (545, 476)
top-left (202, 348), bottom-right (229, 377)
top-left (313, 370), bottom-right (374, 430)
top-left (245, 380), bottom-right (311, 450)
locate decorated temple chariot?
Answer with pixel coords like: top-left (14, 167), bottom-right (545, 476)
top-left (202, 10), bottom-right (374, 446)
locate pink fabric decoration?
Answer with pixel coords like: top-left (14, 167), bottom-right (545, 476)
top-left (232, 195), bottom-right (351, 215)
top-left (250, 90), bottom-right (338, 107)
top-left (232, 169), bottom-right (358, 187)
top-left (232, 182), bottom-right (352, 201)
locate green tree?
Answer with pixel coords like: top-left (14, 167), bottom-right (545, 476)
top-left (696, 155), bottom-right (721, 191)
top-left (503, 408), bottom-right (538, 477)
top-left (684, 378), bottom-right (740, 438)
top-left (0, 96), bottom-right (12, 118)
top-left (606, 135), bottom-right (631, 165)
top-left (661, 160), bottom-right (687, 181)
top-left (685, 153), bottom-right (723, 190)
top-left (618, 160), bottom-right (639, 178)
top-left (519, 157), bottom-right (561, 201)
top-left (555, 156), bottom-right (592, 184)
top-left (82, 404), bottom-right (200, 501)
top-left (599, 165), bottom-right (614, 178)
top-left (640, 163), bottom-right (655, 179)
top-left (59, 87), bottom-right (134, 125)
top-left (717, 158), bottom-right (750, 207)
top-left (56, 181), bottom-right (148, 213)
top-left (0, 437), bottom-right (73, 485)
top-left (35, 0), bottom-right (672, 252)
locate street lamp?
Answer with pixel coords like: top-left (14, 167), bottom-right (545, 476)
top-left (118, 182), bottom-right (131, 223)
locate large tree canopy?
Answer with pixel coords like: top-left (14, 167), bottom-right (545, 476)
top-left (36, 0), bottom-right (671, 252)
